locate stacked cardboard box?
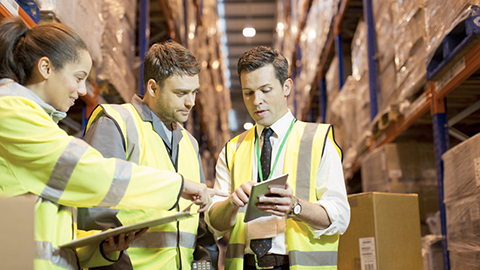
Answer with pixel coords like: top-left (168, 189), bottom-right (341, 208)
top-left (39, 0), bottom-right (104, 68)
top-left (361, 142), bottom-right (439, 233)
top-left (277, 0), bottom-right (304, 113)
top-left (39, 0), bottom-right (137, 103)
top-left (351, 20), bottom-right (371, 145)
top-left (372, 0), bottom-right (397, 114)
top-left (392, 0), bottom-right (428, 104)
top-left (329, 76), bottom-right (358, 177)
top-left (326, 56), bottom-right (340, 110)
top-left (295, 0), bottom-right (339, 118)
top-left (0, 196), bottom-right (36, 270)
top-left (338, 192), bottom-right (423, 270)
top-left (443, 132), bottom-right (480, 269)
top-left (97, 0), bottom-right (137, 102)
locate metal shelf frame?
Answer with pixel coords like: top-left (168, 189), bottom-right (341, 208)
top-left (299, 1), bottom-right (480, 269)
top-left (0, 1), bottom-right (36, 27)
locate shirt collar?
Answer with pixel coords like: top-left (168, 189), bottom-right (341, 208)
top-left (130, 94), bottom-right (182, 132)
top-left (256, 109), bottom-right (295, 139)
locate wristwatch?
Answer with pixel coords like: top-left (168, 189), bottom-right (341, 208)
top-left (291, 197), bottom-right (302, 215)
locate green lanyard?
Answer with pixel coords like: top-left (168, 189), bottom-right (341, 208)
top-left (256, 118), bottom-right (296, 182)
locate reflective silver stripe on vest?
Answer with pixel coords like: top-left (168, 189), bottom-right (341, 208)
top-left (184, 131), bottom-right (199, 154)
top-left (129, 231), bottom-right (196, 249)
top-left (109, 105), bottom-right (140, 164)
top-left (288, 250), bottom-right (338, 266)
top-left (36, 241), bottom-right (78, 270)
top-left (41, 139), bottom-right (89, 202)
top-left (295, 123), bottom-right (318, 201)
top-left (225, 243), bottom-right (245, 259)
top-left (98, 158), bottom-right (132, 207)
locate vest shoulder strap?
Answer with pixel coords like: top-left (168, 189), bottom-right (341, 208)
top-left (225, 129), bottom-right (250, 171)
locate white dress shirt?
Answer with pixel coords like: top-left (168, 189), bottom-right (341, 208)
top-left (206, 111), bottom-right (350, 255)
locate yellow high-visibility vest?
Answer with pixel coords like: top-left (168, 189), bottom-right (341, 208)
top-left (224, 121), bottom-right (342, 270)
top-left (0, 80), bottom-right (183, 270)
top-left (86, 104), bottom-right (203, 269)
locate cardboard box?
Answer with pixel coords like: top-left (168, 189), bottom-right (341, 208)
top-left (443, 132), bottom-right (480, 203)
top-left (449, 249), bottom-right (480, 270)
top-left (0, 195), bottom-right (36, 270)
top-left (338, 192), bottom-right (423, 270)
top-left (361, 142), bottom-right (439, 223)
top-left (446, 193), bottom-right (480, 251)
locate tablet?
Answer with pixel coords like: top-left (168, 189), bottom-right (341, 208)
top-left (60, 211), bottom-right (194, 249)
top-left (244, 173), bottom-right (289, 223)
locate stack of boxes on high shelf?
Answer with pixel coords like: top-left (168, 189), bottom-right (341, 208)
top-left (274, 0), bottom-right (341, 118)
top-left (37, 0), bottom-right (138, 104)
top-left (327, 0), bottom-right (480, 179)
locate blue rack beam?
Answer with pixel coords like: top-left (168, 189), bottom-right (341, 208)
top-left (138, 0), bottom-right (150, 96)
top-left (335, 33), bottom-right (345, 90)
top-left (320, 77), bottom-right (327, 123)
top-left (363, 0), bottom-right (378, 120)
top-left (427, 7), bottom-right (480, 81)
top-left (430, 82), bottom-right (451, 270)
top-left (434, 27), bottom-right (480, 100)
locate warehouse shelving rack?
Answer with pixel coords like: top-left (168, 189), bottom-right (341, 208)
top-left (294, 0), bottom-right (480, 269)
top-left (0, 0), bottom-right (36, 27)
top-left (296, 0), bottom-right (363, 124)
top-left (376, 11), bottom-right (480, 270)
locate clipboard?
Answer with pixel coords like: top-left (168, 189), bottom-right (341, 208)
top-left (60, 211), bottom-right (194, 249)
top-left (244, 173), bottom-right (289, 223)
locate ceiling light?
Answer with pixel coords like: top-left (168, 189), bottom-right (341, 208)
top-left (243, 27), bottom-right (256, 37)
top-left (277, 22), bottom-right (284, 31)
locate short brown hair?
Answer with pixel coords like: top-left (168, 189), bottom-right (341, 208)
top-left (143, 41), bottom-right (200, 88)
top-left (237, 46), bottom-right (289, 86)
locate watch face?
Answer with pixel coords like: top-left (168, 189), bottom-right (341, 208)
top-left (293, 204), bottom-right (301, 215)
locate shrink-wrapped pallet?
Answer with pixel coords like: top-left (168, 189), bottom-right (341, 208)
top-left (392, 2), bottom-right (427, 101)
top-left (39, 0), bottom-right (103, 67)
top-left (424, 0), bottom-right (480, 65)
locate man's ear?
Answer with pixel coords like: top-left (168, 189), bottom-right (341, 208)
top-left (37, 57), bottom-right (52, 80)
top-left (146, 79), bottom-right (158, 97)
top-left (283, 78), bottom-right (293, 97)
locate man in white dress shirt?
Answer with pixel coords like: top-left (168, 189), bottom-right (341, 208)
top-left (206, 46), bottom-right (350, 270)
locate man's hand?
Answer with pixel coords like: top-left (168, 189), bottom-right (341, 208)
top-left (256, 183), bottom-right (294, 216)
top-left (229, 181), bottom-right (256, 207)
top-left (182, 179), bottom-right (228, 213)
top-left (102, 227), bottom-right (148, 255)
top-left (256, 183), bottom-right (332, 229)
top-left (207, 181), bottom-right (256, 232)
